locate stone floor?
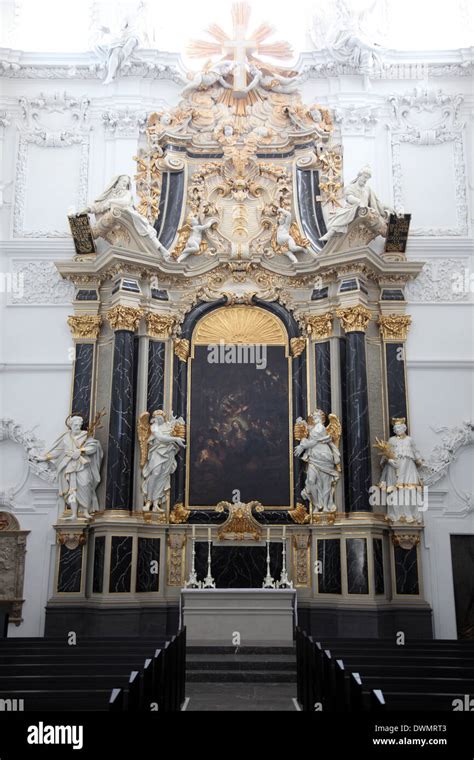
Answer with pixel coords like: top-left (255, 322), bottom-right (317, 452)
top-left (185, 682), bottom-right (298, 711)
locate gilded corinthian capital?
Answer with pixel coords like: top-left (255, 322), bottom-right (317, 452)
top-left (336, 305), bottom-right (372, 333)
top-left (378, 314), bottom-right (412, 341)
top-left (304, 312), bottom-right (333, 340)
top-left (67, 315), bottom-right (102, 340)
top-left (145, 313), bottom-right (176, 339)
top-left (106, 305), bottom-right (144, 332)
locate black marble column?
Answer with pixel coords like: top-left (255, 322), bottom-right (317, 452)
top-left (71, 343), bottom-right (94, 427)
top-left (344, 330), bottom-right (372, 511)
top-left (315, 341), bottom-right (331, 415)
top-left (147, 340), bottom-right (166, 414)
top-left (105, 330), bottom-right (138, 510)
top-left (386, 342), bottom-right (408, 434)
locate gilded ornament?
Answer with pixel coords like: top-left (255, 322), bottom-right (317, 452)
top-left (290, 336), bottom-right (306, 357)
top-left (391, 533), bottom-right (420, 550)
top-left (288, 502), bottom-right (310, 524)
top-left (215, 500), bottom-right (264, 541)
top-left (336, 305), bottom-right (372, 333)
top-left (170, 503), bottom-right (191, 524)
top-left (174, 338), bottom-right (190, 362)
top-left (67, 315), bottom-right (102, 340)
top-left (304, 312), bottom-right (333, 340)
top-left (378, 314), bottom-right (412, 341)
top-left (145, 313), bottom-right (176, 339)
top-left (106, 305), bottom-right (144, 332)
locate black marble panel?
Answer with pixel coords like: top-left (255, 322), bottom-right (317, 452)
top-left (394, 545), bottom-right (419, 595)
top-left (92, 535), bottom-right (105, 593)
top-left (373, 537), bottom-right (385, 595)
top-left (381, 289), bottom-right (405, 301)
top-left (151, 288), bottom-right (169, 301)
top-left (105, 331), bottom-right (137, 510)
top-left (315, 341), bottom-right (331, 416)
top-left (136, 537), bottom-right (161, 592)
top-left (345, 332), bottom-right (372, 511)
top-left (147, 340), bottom-right (165, 415)
top-left (194, 542), bottom-right (283, 588)
top-left (386, 343), bottom-right (408, 434)
top-left (311, 287), bottom-right (328, 301)
top-left (155, 171), bottom-right (185, 249)
top-left (57, 545), bottom-right (83, 593)
top-left (71, 343), bottom-right (93, 427)
top-left (295, 169), bottom-right (326, 251)
top-left (317, 539), bottom-right (341, 594)
top-left (346, 538), bottom-right (369, 594)
top-left (339, 338), bottom-right (350, 512)
top-left (109, 536), bottom-right (133, 593)
top-left (75, 289), bottom-right (98, 301)
top-left (188, 510), bottom-right (228, 524)
top-left (450, 534), bottom-right (474, 639)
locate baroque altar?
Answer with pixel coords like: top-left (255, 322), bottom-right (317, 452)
top-left (44, 3), bottom-right (432, 639)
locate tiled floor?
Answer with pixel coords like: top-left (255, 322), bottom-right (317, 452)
top-left (185, 682), bottom-right (298, 711)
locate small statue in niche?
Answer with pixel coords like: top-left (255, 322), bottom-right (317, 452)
top-left (34, 414), bottom-right (104, 520)
top-left (374, 418), bottom-right (425, 523)
top-left (294, 410), bottom-right (342, 513)
top-left (321, 165), bottom-right (392, 242)
top-left (137, 411), bottom-right (186, 514)
top-left (81, 175), bottom-right (171, 259)
top-left (174, 213), bottom-right (218, 263)
top-left (274, 207), bottom-right (315, 262)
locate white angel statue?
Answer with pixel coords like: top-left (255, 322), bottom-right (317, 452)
top-left (137, 410), bottom-right (186, 513)
top-left (294, 410), bottom-right (342, 513)
top-left (175, 213), bottom-right (218, 263)
top-left (274, 207), bottom-right (315, 262)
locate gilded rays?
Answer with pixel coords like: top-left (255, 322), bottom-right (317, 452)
top-left (192, 306), bottom-right (287, 345)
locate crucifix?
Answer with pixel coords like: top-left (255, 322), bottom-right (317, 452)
top-left (186, 2), bottom-right (292, 98)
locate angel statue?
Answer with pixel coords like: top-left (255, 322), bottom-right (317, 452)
top-left (294, 410), bottom-right (341, 513)
top-left (175, 213), bottom-right (218, 263)
top-left (275, 207), bottom-right (316, 262)
top-left (181, 61), bottom-right (235, 96)
top-left (81, 175), bottom-right (171, 259)
top-left (243, 63), bottom-right (304, 95)
top-left (321, 166), bottom-right (392, 242)
top-left (374, 418), bottom-right (425, 523)
top-left (33, 413), bottom-right (104, 520)
top-left (138, 410), bottom-right (186, 513)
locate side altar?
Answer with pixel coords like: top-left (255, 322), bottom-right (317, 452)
top-left (41, 3), bottom-right (432, 640)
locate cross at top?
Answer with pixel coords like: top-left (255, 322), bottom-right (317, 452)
top-left (186, 2), bottom-right (293, 96)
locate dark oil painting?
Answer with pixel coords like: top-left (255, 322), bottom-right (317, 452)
top-left (188, 345), bottom-right (291, 507)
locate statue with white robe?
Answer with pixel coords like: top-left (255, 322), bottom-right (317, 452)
top-left (36, 415), bottom-right (103, 520)
top-left (294, 410), bottom-right (341, 513)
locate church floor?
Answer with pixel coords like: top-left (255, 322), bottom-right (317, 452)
top-left (185, 683), bottom-right (298, 711)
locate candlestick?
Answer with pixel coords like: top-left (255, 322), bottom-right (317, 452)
top-left (276, 529), bottom-right (293, 589)
top-left (184, 529), bottom-right (202, 589)
top-left (262, 530), bottom-right (275, 589)
top-left (202, 528), bottom-right (216, 589)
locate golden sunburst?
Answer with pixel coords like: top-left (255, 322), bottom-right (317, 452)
top-left (192, 305), bottom-right (287, 345)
